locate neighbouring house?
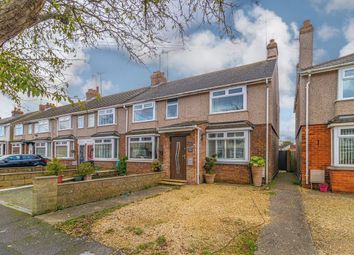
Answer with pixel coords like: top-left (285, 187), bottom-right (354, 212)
top-left (3, 39), bottom-right (279, 184)
top-left (294, 20), bottom-right (354, 193)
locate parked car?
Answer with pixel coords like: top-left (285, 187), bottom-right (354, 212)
top-left (0, 154), bottom-right (48, 168)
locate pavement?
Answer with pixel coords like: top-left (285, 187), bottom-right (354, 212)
top-left (255, 172), bottom-right (316, 255)
top-left (0, 186), bottom-right (32, 214)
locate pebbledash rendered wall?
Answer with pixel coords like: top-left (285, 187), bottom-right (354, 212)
top-left (32, 172), bottom-right (164, 215)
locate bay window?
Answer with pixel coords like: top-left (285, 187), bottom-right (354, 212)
top-left (333, 127), bottom-right (354, 166)
top-left (94, 138), bottom-right (117, 160)
top-left (128, 136), bottom-right (157, 160)
top-left (210, 86), bottom-right (246, 113)
top-left (35, 120), bottom-right (49, 133)
top-left (88, 113), bottom-right (95, 127)
top-left (58, 116), bottom-right (71, 130)
top-left (207, 130), bottom-right (249, 162)
top-left (35, 142), bottom-right (52, 158)
top-left (133, 102), bottom-right (155, 122)
top-left (166, 98), bottom-right (178, 119)
top-left (15, 124), bottom-right (23, 136)
top-left (0, 126), bottom-right (4, 137)
top-left (339, 67), bottom-right (354, 99)
top-left (55, 141), bottom-right (74, 158)
top-left (98, 108), bottom-right (115, 126)
top-left (77, 116), bottom-right (84, 129)
top-left (12, 143), bottom-right (21, 154)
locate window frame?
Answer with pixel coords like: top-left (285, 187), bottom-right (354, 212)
top-left (54, 140), bottom-right (74, 159)
top-left (209, 85), bottom-right (247, 114)
top-left (93, 137), bottom-right (117, 161)
top-left (11, 143), bottom-right (22, 154)
top-left (166, 98), bottom-right (178, 119)
top-left (333, 126), bottom-right (354, 167)
top-left (206, 129), bottom-right (250, 163)
top-left (88, 113), bottom-right (95, 128)
top-left (133, 101), bottom-right (156, 123)
top-left (35, 141), bottom-right (52, 158)
top-left (127, 135), bottom-right (158, 161)
top-left (28, 124), bottom-right (33, 134)
top-left (77, 115), bottom-right (84, 129)
top-left (14, 124), bottom-right (23, 136)
top-left (34, 119), bottom-right (49, 133)
top-left (338, 67), bottom-right (354, 100)
top-left (97, 108), bottom-right (116, 126)
top-left (58, 115), bottom-right (72, 131)
top-left (0, 125), bottom-right (4, 137)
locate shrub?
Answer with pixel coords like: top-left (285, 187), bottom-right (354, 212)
top-left (45, 158), bottom-right (65, 176)
top-left (78, 162), bottom-right (96, 177)
top-left (249, 156), bottom-right (265, 167)
top-left (203, 154), bottom-right (217, 174)
top-left (117, 156), bottom-right (128, 176)
top-left (151, 160), bottom-right (162, 172)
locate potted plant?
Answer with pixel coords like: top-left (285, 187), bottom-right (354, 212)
top-left (203, 155), bottom-right (217, 184)
top-left (45, 158), bottom-right (65, 183)
top-left (249, 156), bottom-right (265, 187)
top-left (151, 160), bottom-right (162, 172)
top-left (78, 162), bottom-right (96, 180)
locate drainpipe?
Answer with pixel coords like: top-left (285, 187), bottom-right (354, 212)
top-left (196, 126), bottom-right (202, 185)
top-left (265, 78), bottom-right (269, 184)
top-left (305, 74), bottom-right (311, 185)
top-left (123, 105), bottom-right (128, 156)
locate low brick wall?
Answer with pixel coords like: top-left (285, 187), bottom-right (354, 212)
top-left (32, 172), bottom-right (164, 215)
top-left (214, 164), bottom-right (251, 184)
top-left (127, 161), bottom-right (152, 174)
top-left (0, 169), bottom-right (77, 188)
top-left (329, 169), bottom-right (354, 193)
top-left (0, 166), bottom-right (45, 173)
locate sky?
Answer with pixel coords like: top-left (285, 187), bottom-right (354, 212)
top-left (1, 0), bottom-right (354, 141)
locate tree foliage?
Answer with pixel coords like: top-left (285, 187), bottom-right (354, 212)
top-left (0, 0), bottom-right (239, 105)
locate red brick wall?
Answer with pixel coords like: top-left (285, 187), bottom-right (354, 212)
top-left (214, 164), bottom-right (250, 184)
top-left (127, 161), bottom-right (153, 174)
top-left (330, 170), bottom-right (354, 193)
top-left (95, 161), bottom-right (117, 169)
top-left (119, 134), bottom-right (126, 159)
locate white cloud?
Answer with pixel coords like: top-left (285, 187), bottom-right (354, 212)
top-left (340, 19), bottom-right (354, 56)
top-left (314, 48), bottom-right (327, 64)
top-left (318, 24), bottom-right (339, 41)
top-left (163, 5), bottom-right (298, 139)
top-left (325, 0), bottom-right (354, 12)
top-left (0, 95), bottom-right (15, 118)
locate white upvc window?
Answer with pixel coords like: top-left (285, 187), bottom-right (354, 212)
top-left (55, 140), bottom-right (74, 159)
top-left (58, 116), bottom-right (71, 130)
top-left (11, 143), bottom-right (21, 154)
top-left (88, 113), bottom-right (95, 128)
top-left (338, 67), bottom-right (354, 100)
top-left (98, 108), bottom-right (115, 126)
top-left (94, 138), bottom-right (117, 160)
top-left (28, 124), bottom-right (33, 134)
top-left (133, 102), bottom-right (155, 123)
top-left (14, 124), bottom-right (23, 136)
top-left (0, 126), bottom-right (4, 137)
top-left (77, 115), bottom-right (84, 129)
top-left (35, 120), bottom-right (49, 133)
top-left (128, 135), bottom-right (158, 160)
top-left (166, 98), bottom-right (178, 119)
top-left (207, 130), bottom-right (249, 162)
top-left (333, 126), bottom-right (354, 167)
top-left (35, 142), bottom-right (52, 158)
top-left (210, 86), bottom-right (247, 114)
top-left (0, 143), bottom-right (5, 156)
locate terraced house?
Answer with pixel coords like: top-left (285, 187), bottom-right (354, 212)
top-left (295, 20), bottom-right (354, 192)
top-left (4, 39), bottom-right (279, 184)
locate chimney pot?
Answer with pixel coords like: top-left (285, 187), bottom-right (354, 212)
top-left (39, 103), bottom-right (54, 112)
top-left (86, 87), bottom-right (100, 100)
top-left (150, 71), bottom-right (167, 86)
top-left (267, 39), bottom-right (278, 60)
top-left (11, 107), bottom-right (24, 117)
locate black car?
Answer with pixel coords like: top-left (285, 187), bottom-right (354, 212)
top-left (0, 154), bottom-right (48, 167)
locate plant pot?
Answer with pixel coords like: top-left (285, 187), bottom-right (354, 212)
top-left (251, 166), bottom-right (263, 187)
top-left (74, 175), bottom-right (84, 182)
top-left (319, 183), bottom-right (329, 192)
top-left (204, 173), bottom-right (216, 184)
top-left (57, 175), bottom-right (63, 184)
top-left (84, 174), bottom-right (93, 181)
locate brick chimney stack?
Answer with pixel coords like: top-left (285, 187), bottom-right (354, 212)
top-left (267, 39), bottom-right (278, 60)
top-left (150, 71), bottom-right (167, 86)
top-left (299, 20), bottom-right (314, 69)
top-left (86, 86), bottom-right (100, 100)
top-left (39, 103), bottom-right (54, 112)
top-left (11, 107), bottom-right (24, 117)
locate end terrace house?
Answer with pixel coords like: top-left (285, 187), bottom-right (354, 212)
top-left (294, 20), bottom-right (354, 192)
top-left (121, 39), bottom-right (280, 184)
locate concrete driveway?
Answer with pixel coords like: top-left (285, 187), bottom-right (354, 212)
top-left (0, 186), bottom-right (32, 214)
top-left (0, 204), bottom-right (115, 255)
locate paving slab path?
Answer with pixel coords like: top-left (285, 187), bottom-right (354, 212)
top-left (256, 172), bottom-right (316, 255)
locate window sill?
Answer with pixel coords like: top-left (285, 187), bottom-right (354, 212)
top-left (335, 98), bottom-right (354, 103)
top-left (209, 109), bottom-right (247, 115)
top-left (216, 161), bottom-right (249, 165)
top-left (328, 166), bottom-right (354, 171)
top-left (97, 123), bottom-right (116, 127)
top-left (132, 120), bottom-right (156, 124)
top-left (58, 128), bottom-right (73, 131)
top-left (127, 159), bottom-right (153, 163)
top-left (93, 158), bottom-right (117, 161)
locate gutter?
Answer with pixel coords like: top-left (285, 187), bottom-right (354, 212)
top-left (300, 61), bottom-right (354, 76)
top-left (305, 74), bottom-right (311, 185)
top-left (265, 78), bottom-right (269, 184)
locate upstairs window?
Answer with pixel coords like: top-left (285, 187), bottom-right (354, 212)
top-left (334, 127), bottom-right (354, 166)
top-left (88, 113), bottom-right (95, 127)
top-left (339, 67), bottom-right (354, 99)
top-left (35, 120), bottom-right (49, 133)
top-left (58, 116), bottom-right (71, 130)
top-left (28, 124), bottom-right (33, 134)
top-left (0, 126), bottom-right (4, 137)
top-left (77, 116), bottom-right (84, 129)
top-left (210, 86), bottom-right (246, 113)
top-left (166, 99), bottom-right (178, 119)
top-left (15, 124), bottom-right (23, 136)
top-left (133, 102), bottom-right (155, 122)
top-left (98, 108), bottom-right (115, 126)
